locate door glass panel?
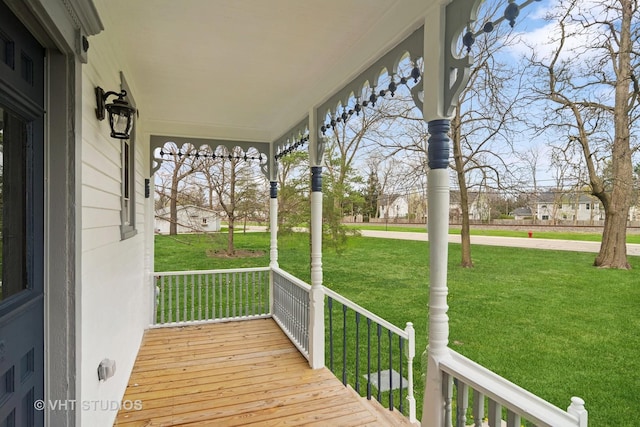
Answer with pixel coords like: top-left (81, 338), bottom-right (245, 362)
top-left (0, 106), bottom-right (28, 302)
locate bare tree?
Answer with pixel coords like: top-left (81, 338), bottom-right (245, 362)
top-left (525, 0), bottom-right (640, 268)
top-left (198, 146), bottom-right (263, 255)
top-left (516, 145), bottom-right (543, 222)
top-left (375, 157), bottom-right (415, 224)
top-left (448, 4), bottom-right (523, 267)
top-left (154, 143), bottom-right (198, 235)
top-left (547, 145), bottom-right (581, 224)
top-left (368, 7), bottom-right (523, 268)
top-left (322, 100), bottom-right (397, 245)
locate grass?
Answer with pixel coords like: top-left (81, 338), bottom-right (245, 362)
top-left (345, 223), bottom-right (640, 244)
top-left (155, 232), bottom-right (640, 426)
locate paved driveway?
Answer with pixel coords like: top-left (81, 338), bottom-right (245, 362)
top-left (360, 230), bottom-right (640, 256)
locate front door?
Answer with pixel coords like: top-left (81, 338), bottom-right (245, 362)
top-left (0, 1), bottom-right (46, 426)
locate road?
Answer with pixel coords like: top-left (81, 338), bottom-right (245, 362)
top-left (360, 230), bottom-right (640, 256)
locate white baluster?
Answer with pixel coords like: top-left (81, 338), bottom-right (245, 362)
top-left (473, 390), bottom-right (484, 427)
top-left (456, 380), bottom-right (469, 427)
top-left (443, 373), bottom-right (453, 427)
top-left (404, 322), bottom-right (417, 424)
top-left (488, 399), bottom-right (501, 427)
top-left (506, 410), bottom-right (520, 427)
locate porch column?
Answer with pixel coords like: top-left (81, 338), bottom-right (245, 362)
top-left (269, 181), bottom-right (279, 268)
top-left (309, 165), bottom-right (325, 369)
top-left (422, 119), bottom-right (451, 427)
top-left (421, 3), bottom-right (453, 424)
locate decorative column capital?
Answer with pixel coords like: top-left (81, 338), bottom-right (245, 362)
top-left (311, 166), bottom-right (323, 192)
top-left (428, 119), bottom-right (450, 170)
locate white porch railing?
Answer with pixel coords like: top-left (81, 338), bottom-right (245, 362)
top-left (271, 267), bottom-right (311, 359)
top-left (439, 349), bottom-right (588, 427)
top-left (153, 267), bottom-right (271, 325)
top-left (152, 267), bottom-right (585, 427)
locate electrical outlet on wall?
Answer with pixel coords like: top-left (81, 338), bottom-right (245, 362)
top-left (97, 358), bottom-right (116, 381)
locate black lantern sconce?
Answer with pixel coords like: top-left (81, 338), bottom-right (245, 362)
top-left (95, 86), bottom-right (136, 139)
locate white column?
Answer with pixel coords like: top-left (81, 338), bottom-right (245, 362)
top-left (269, 182), bottom-right (279, 269)
top-left (422, 167), bottom-right (450, 427)
top-left (421, 2), bottom-right (454, 424)
top-left (309, 167), bottom-right (325, 369)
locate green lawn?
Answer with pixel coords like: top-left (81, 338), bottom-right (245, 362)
top-left (155, 232), bottom-right (640, 426)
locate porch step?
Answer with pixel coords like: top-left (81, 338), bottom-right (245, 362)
top-left (345, 384), bottom-right (416, 426)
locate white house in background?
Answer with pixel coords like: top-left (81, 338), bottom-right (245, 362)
top-left (535, 191), bottom-right (604, 222)
top-left (378, 194), bottom-right (410, 219)
top-left (155, 205), bottom-right (221, 234)
top-left (0, 1), bottom-right (588, 426)
top-left (449, 191), bottom-right (494, 222)
top-left (468, 191), bottom-right (494, 221)
top-left (511, 207), bottom-right (533, 220)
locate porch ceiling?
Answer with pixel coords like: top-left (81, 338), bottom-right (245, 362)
top-left (93, 0), bottom-right (438, 142)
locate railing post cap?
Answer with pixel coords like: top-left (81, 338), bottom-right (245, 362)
top-left (570, 396), bottom-right (585, 406)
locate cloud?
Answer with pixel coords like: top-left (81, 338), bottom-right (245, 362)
top-left (503, 0), bottom-right (615, 64)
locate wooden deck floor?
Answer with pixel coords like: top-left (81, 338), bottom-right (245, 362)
top-left (114, 318), bottom-right (409, 426)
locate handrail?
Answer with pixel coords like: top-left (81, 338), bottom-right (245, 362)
top-left (440, 349), bottom-right (587, 426)
top-left (271, 267), bottom-right (311, 291)
top-left (154, 266), bottom-right (270, 276)
top-left (323, 286), bottom-right (408, 338)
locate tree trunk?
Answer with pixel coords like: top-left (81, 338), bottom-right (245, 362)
top-left (595, 201), bottom-right (630, 269)
top-left (226, 159), bottom-right (237, 255)
top-left (169, 177), bottom-right (179, 235)
top-left (227, 215), bottom-right (235, 255)
top-left (594, 0), bottom-right (634, 269)
top-left (457, 179), bottom-right (473, 268)
top-left (452, 112), bottom-right (473, 268)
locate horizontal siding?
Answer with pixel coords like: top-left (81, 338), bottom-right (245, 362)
top-left (80, 27), bottom-right (152, 427)
top-left (82, 226), bottom-right (122, 252)
top-left (81, 185), bottom-right (120, 213)
top-left (83, 163), bottom-right (121, 200)
top-left (82, 206), bottom-right (121, 230)
top-left (82, 136), bottom-right (121, 178)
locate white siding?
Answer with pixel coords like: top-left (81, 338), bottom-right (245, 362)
top-left (79, 29), bottom-right (153, 427)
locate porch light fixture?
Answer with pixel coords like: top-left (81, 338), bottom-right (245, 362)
top-left (95, 86), bottom-right (136, 139)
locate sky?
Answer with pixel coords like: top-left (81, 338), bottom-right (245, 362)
top-left (473, 0), bottom-right (640, 189)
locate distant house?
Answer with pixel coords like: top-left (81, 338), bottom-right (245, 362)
top-left (155, 205), bottom-right (221, 234)
top-left (534, 191), bottom-right (603, 222)
top-left (511, 207), bottom-right (533, 220)
top-left (378, 194), bottom-right (409, 219)
top-left (449, 191), bottom-right (495, 222)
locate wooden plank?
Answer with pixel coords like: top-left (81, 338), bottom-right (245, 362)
top-left (115, 319), bottom-right (408, 427)
top-left (122, 362), bottom-right (327, 400)
top-left (133, 334), bottom-right (291, 359)
top-left (117, 378), bottom-right (348, 423)
top-left (140, 323), bottom-right (286, 346)
top-left (130, 339), bottom-right (295, 366)
top-left (128, 349), bottom-right (303, 381)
